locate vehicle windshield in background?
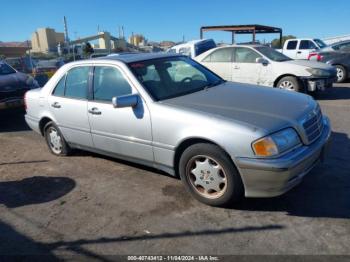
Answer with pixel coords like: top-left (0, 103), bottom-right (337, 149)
top-left (195, 40), bottom-right (216, 56)
top-left (255, 46), bottom-right (292, 62)
top-left (314, 39), bottom-right (327, 48)
top-left (129, 56), bottom-right (223, 101)
top-left (0, 63), bottom-right (16, 75)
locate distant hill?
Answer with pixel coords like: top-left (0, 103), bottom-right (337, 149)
top-left (0, 41), bottom-right (31, 47)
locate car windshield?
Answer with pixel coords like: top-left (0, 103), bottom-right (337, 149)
top-left (314, 39), bottom-right (327, 48)
top-left (129, 56), bottom-right (224, 101)
top-left (255, 46), bottom-right (292, 62)
top-left (0, 63), bottom-right (16, 75)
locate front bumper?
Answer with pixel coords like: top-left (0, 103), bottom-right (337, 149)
top-left (300, 77), bottom-right (336, 92)
top-left (236, 117), bottom-right (331, 198)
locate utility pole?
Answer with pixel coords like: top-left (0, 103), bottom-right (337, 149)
top-left (63, 16), bottom-right (70, 54)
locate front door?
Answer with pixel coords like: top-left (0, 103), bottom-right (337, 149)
top-left (232, 47), bottom-right (264, 85)
top-left (48, 66), bottom-right (93, 148)
top-left (87, 65), bottom-right (153, 162)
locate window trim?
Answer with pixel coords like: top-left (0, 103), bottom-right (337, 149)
top-left (91, 65), bottom-right (135, 104)
top-left (233, 47), bottom-right (262, 64)
top-left (203, 47), bottom-right (234, 63)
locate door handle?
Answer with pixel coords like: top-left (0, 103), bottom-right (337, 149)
top-left (297, 51), bottom-right (302, 54)
top-left (88, 107), bottom-right (102, 115)
top-left (51, 102), bottom-right (61, 108)
top-left (234, 66), bottom-right (240, 69)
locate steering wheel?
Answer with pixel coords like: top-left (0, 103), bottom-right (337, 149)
top-left (181, 77), bottom-right (193, 83)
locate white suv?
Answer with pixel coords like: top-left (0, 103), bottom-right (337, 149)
top-left (195, 45), bottom-right (336, 93)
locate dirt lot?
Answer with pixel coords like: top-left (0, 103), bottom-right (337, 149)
top-left (0, 84), bottom-right (349, 260)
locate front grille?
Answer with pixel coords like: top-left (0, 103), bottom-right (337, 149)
top-left (303, 105), bottom-right (324, 144)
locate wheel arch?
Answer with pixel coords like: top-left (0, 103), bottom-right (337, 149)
top-left (39, 117), bottom-right (54, 136)
top-left (273, 74), bottom-right (299, 87)
top-left (173, 137), bottom-right (236, 178)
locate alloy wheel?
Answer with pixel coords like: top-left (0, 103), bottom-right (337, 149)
top-left (186, 155), bottom-right (227, 199)
top-left (336, 67), bottom-right (344, 82)
top-left (48, 127), bottom-right (63, 154)
top-left (279, 81), bottom-right (294, 91)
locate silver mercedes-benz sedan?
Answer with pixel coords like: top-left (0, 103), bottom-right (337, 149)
top-left (25, 53), bottom-right (331, 206)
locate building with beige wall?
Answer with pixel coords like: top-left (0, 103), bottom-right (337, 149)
top-left (31, 28), bottom-right (65, 54)
top-left (128, 34), bottom-right (146, 47)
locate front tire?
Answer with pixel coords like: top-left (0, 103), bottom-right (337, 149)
top-left (44, 122), bottom-right (71, 156)
top-left (179, 143), bottom-right (244, 207)
top-left (277, 76), bottom-right (301, 92)
top-left (335, 65), bottom-right (347, 83)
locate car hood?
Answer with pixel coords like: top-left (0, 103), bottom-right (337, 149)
top-left (163, 82), bottom-right (315, 133)
top-left (285, 60), bottom-right (333, 70)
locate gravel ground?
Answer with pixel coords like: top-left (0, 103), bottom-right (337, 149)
top-left (0, 84), bottom-right (349, 260)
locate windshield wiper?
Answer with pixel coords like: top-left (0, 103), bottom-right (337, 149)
top-left (202, 79), bottom-right (225, 90)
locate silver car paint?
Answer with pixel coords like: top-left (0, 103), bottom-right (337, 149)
top-left (25, 54), bottom-right (331, 198)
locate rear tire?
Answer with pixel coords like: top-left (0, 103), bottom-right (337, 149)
top-left (277, 76), bottom-right (301, 92)
top-left (44, 122), bottom-right (71, 156)
top-left (179, 143), bottom-right (244, 207)
top-left (335, 65), bottom-right (347, 83)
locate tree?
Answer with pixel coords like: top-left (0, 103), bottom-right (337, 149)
top-left (271, 35), bottom-right (297, 48)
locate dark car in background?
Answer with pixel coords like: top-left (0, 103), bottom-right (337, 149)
top-left (0, 61), bottom-right (39, 110)
top-left (318, 40), bottom-right (350, 53)
top-left (32, 59), bottom-right (65, 87)
top-left (308, 51), bottom-right (350, 83)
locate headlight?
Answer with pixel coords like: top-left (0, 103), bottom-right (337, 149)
top-left (252, 128), bottom-right (301, 157)
top-left (306, 68), bottom-right (331, 77)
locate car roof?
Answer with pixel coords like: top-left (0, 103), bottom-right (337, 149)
top-left (95, 52), bottom-right (184, 63)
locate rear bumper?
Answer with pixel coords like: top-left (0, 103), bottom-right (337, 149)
top-left (24, 114), bottom-right (41, 134)
top-left (236, 117), bottom-right (331, 198)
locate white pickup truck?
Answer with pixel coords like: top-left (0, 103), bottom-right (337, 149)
top-left (277, 38), bottom-right (328, 60)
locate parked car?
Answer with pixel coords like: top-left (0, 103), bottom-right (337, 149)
top-left (195, 45), bottom-right (336, 93)
top-left (317, 40), bottom-right (350, 53)
top-left (277, 38), bottom-right (328, 60)
top-left (167, 39), bottom-right (216, 58)
top-left (0, 61), bottom-right (38, 110)
top-left (5, 56), bottom-right (36, 74)
top-left (25, 53), bottom-right (331, 207)
top-left (33, 59), bottom-right (65, 87)
top-left (308, 51), bottom-right (350, 83)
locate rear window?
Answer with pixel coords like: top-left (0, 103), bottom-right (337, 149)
top-left (195, 40), bottom-right (216, 56)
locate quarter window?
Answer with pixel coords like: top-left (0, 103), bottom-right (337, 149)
top-left (286, 41), bottom-right (297, 50)
top-left (234, 47), bottom-right (261, 63)
top-left (52, 76), bottom-right (66, 96)
top-left (93, 66), bottom-right (132, 101)
top-left (65, 67), bottom-right (90, 99)
top-left (203, 48), bottom-right (233, 62)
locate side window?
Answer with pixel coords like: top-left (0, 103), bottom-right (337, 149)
top-left (286, 41), bottom-right (297, 50)
top-left (234, 47), bottom-right (262, 63)
top-left (65, 67), bottom-right (89, 99)
top-left (299, 40), bottom-right (317, 50)
top-left (93, 66), bottom-right (132, 102)
top-left (204, 48), bottom-right (232, 62)
top-left (338, 43), bottom-right (350, 51)
top-left (52, 75), bottom-right (66, 96)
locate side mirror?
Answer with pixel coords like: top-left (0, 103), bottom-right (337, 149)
top-left (256, 57), bottom-right (269, 66)
top-left (112, 94), bottom-right (139, 108)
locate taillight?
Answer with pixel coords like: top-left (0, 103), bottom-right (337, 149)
top-left (24, 92), bottom-right (28, 111)
top-left (308, 53), bottom-right (323, 61)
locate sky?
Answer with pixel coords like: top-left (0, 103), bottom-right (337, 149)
top-left (1, 0), bottom-right (350, 43)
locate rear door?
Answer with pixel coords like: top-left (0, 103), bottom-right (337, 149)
top-left (284, 40), bottom-right (298, 59)
top-left (87, 65), bottom-right (153, 161)
top-left (296, 40), bottom-right (318, 59)
top-left (48, 66), bottom-right (93, 147)
top-left (200, 47), bottom-right (233, 81)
